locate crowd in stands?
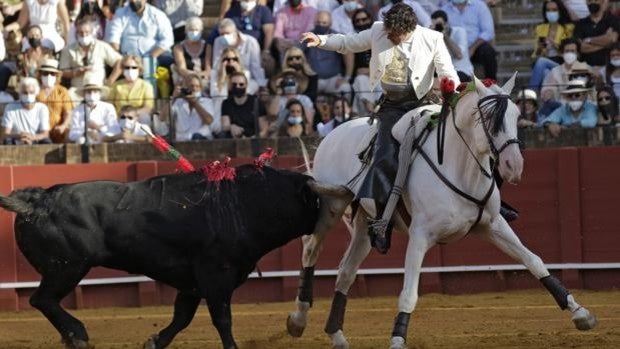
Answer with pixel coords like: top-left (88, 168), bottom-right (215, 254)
top-left (0, 0), bottom-right (618, 145)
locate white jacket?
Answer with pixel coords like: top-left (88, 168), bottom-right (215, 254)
top-left (318, 22), bottom-right (459, 100)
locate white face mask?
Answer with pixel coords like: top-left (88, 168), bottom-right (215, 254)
top-left (78, 34), bottom-right (94, 47)
top-left (41, 74), bottom-right (56, 87)
top-left (124, 68), bottom-right (139, 81)
top-left (563, 52), bottom-right (577, 65)
top-left (193, 91), bottom-right (202, 99)
top-left (222, 33), bottom-right (236, 46)
top-left (568, 100), bottom-right (584, 111)
top-left (119, 118), bottom-right (136, 131)
top-left (20, 93), bottom-right (36, 104)
top-left (240, 0), bottom-right (257, 12)
top-left (610, 76), bottom-right (620, 83)
top-left (186, 30), bottom-right (201, 41)
top-left (288, 115), bottom-right (303, 125)
top-left (84, 91), bottom-right (101, 105)
top-left (611, 59), bottom-right (620, 67)
top-left (344, 1), bottom-right (360, 12)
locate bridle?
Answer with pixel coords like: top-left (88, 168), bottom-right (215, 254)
top-left (477, 94), bottom-right (523, 165)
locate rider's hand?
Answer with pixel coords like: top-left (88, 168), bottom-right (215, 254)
top-left (300, 32), bottom-right (321, 47)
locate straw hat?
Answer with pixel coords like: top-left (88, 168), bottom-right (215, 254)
top-left (77, 74), bottom-right (109, 97)
top-left (560, 80), bottom-right (591, 94)
top-left (269, 68), bottom-right (309, 94)
top-left (38, 58), bottom-right (61, 74)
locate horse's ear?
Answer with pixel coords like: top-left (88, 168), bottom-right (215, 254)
top-left (501, 72), bottom-right (518, 95)
top-left (473, 76), bottom-right (490, 96)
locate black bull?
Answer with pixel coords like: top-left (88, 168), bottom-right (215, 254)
top-left (0, 165), bottom-right (321, 349)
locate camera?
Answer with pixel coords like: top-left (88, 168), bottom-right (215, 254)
top-left (180, 87), bottom-right (192, 96)
top-left (281, 77), bottom-right (297, 88)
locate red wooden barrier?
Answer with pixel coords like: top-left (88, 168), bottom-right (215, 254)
top-left (0, 150), bottom-right (618, 311)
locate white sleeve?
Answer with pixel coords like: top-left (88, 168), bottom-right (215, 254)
top-left (38, 104), bottom-right (51, 132)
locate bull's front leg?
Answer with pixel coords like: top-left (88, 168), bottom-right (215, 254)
top-left (206, 293), bottom-right (236, 349)
top-left (144, 291), bottom-right (201, 349)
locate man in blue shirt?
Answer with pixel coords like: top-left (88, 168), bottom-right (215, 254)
top-left (542, 80), bottom-right (598, 137)
top-left (441, 0), bottom-right (497, 79)
top-left (225, 0), bottom-right (275, 51)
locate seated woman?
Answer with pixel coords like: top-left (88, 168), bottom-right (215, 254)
top-left (107, 54), bottom-right (155, 125)
top-left (36, 59), bottom-right (73, 143)
top-left (266, 68), bottom-right (315, 136)
top-left (279, 98), bottom-right (306, 138)
top-left (67, 0), bottom-right (108, 45)
top-left (281, 46), bottom-right (318, 101)
top-left (16, 25), bottom-right (56, 79)
top-left (595, 86), bottom-right (619, 126)
top-left (4, 0), bottom-right (70, 53)
top-left (600, 43), bottom-right (620, 99)
top-left (172, 16), bottom-right (209, 84)
top-left (528, 0), bottom-right (574, 90)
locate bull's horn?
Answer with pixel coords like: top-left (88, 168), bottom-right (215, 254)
top-left (307, 180), bottom-right (352, 197)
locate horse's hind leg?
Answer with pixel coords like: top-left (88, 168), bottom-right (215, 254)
top-left (477, 218), bottom-right (597, 331)
top-left (324, 212), bottom-right (372, 349)
top-left (287, 196), bottom-right (351, 337)
top-left (30, 267), bottom-right (91, 348)
top-left (144, 291), bottom-right (201, 349)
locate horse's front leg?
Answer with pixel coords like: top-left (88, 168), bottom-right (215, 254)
top-left (287, 196), bottom-right (351, 337)
top-left (389, 228), bottom-right (434, 349)
top-left (477, 218), bottom-right (597, 331)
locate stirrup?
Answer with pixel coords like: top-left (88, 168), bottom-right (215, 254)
top-left (368, 218), bottom-right (391, 254)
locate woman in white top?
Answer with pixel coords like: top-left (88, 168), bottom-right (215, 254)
top-left (4, 0), bottom-right (70, 53)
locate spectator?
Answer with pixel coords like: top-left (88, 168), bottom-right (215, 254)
top-left (152, 0), bottom-right (203, 43)
top-left (0, 77), bottom-right (51, 145)
top-left (378, 0), bottom-right (432, 28)
top-left (317, 96), bottom-right (351, 137)
top-left (67, 0), bottom-right (108, 45)
top-left (171, 16), bottom-right (210, 84)
top-left (68, 75), bottom-right (120, 144)
top-left (332, 0), bottom-right (366, 35)
top-left (431, 10), bottom-right (473, 82)
top-left (16, 25), bottom-right (55, 78)
top-left (0, 21), bottom-right (5, 62)
top-left (105, 0), bottom-right (174, 67)
top-left (541, 38), bottom-right (591, 104)
top-left (270, 0), bottom-right (339, 14)
top-left (282, 46), bottom-right (318, 101)
top-left (596, 86), bottom-right (619, 125)
top-left (3, 0), bottom-right (70, 53)
top-left (36, 59), bottom-right (73, 143)
top-left (543, 80), bottom-right (597, 137)
top-left (107, 54), bottom-right (155, 124)
top-left (441, 0), bottom-right (497, 80)
top-left (60, 20), bottom-right (123, 96)
top-left (171, 73), bottom-right (219, 141)
top-left (304, 11), bottom-right (353, 98)
top-left (314, 94), bottom-right (332, 129)
top-left (0, 72), bottom-right (14, 118)
top-left (225, 0), bottom-right (274, 51)
top-left (113, 105), bottom-right (151, 143)
top-left (220, 71), bottom-right (266, 138)
top-left (528, 0), bottom-right (574, 90)
top-left (601, 42), bottom-right (620, 98)
top-left (272, 0), bottom-right (317, 58)
top-left (219, 0), bottom-right (267, 18)
top-left (267, 68), bottom-right (315, 136)
top-left (211, 18), bottom-right (267, 87)
top-left (280, 98), bottom-right (305, 137)
top-left (562, 0), bottom-right (590, 20)
top-left (573, 0), bottom-right (620, 68)
top-left (350, 8), bottom-right (381, 118)
top-left (515, 89), bottom-right (541, 128)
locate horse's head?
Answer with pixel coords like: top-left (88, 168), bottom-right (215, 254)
top-left (471, 74), bottom-right (523, 184)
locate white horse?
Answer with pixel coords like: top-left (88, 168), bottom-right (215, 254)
top-left (293, 76), bottom-right (597, 349)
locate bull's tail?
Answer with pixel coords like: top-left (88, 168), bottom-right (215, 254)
top-left (297, 137), bottom-right (313, 177)
top-left (0, 194), bottom-right (33, 215)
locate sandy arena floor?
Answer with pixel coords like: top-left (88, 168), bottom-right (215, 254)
top-left (0, 289), bottom-right (618, 349)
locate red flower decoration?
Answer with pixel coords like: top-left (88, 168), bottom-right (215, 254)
top-left (203, 157), bottom-right (236, 182)
top-left (254, 147), bottom-right (275, 169)
top-left (440, 77), bottom-right (455, 94)
top-left (482, 79), bottom-right (496, 88)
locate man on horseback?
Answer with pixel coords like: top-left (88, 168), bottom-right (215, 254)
top-left (302, 3), bottom-right (460, 252)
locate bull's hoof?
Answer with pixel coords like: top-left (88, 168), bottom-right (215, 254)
top-left (572, 307), bottom-right (598, 331)
top-left (64, 338), bottom-right (92, 349)
top-left (286, 312), bottom-right (306, 337)
top-left (329, 330), bottom-right (349, 349)
top-left (389, 336), bottom-right (406, 349)
top-left (143, 334), bottom-right (158, 349)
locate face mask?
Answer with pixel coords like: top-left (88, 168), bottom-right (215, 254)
top-left (314, 25), bottom-right (330, 35)
top-left (119, 118), bottom-right (135, 131)
top-left (392, 0), bottom-right (403, 3)
top-left (563, 52), bottom-right (577, 64)
top-left (28, 37), bottom-right (41, 48)
top-left (129, 0), bottom-right (142, 12)
top-left (83, 1), bottom-right (96, 15)
top-left (334, 115), bottom-right (344, 122)
top-left (41, 75), bottom-right (56, 87)
top-left (434, 23), bottom-right (444, 32)
top-left (230, 86), bottom-right (246, 97)
top-left (288, 115), bottom-right (303, 125)
top-left (452, 0), bottom-right (467, 5)
top-left (85, 91), bottom-right (100, 105)
top-left (568, 100), bottom-right (583, 111)
top-left (344, 1), bottom-right (360, 12)
top-left (354, 23), bottom-right (372, 32)
top-left (240, 0), bottom-right (257, 12)
top-left (20, 93), bottom-right (36, 104)
top-left (289, 63), bottom-right (303, 71)
top-left (611, 76), bottom-right (620, 83)
top-left (225, 65), bottom-right (237, 74)
top-left (611, 59), bottom-right (620, 67)
top-left (283, 85), bottom-right (298, 94)
top-left (587, 3), bottom-right (600, 14)
top-left (546, 11), bottom-right (559, 23)
top-left (78, 34), bottom-right (94, 47)
top-left (124, 69), bottom-right (139, 81)
top-left (599, 104), bottom-right (614, 116)
top-left (222, 33), bottom-right (236, 46)
top-left (289, 0), bottom-right (302, 7)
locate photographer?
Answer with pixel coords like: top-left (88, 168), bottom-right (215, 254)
top-left (266, 68), bottom-right (315, 137)
top-left (170, 73), bottom-right (219, 141)
top-left (431, 10), bottom-right (473, 82)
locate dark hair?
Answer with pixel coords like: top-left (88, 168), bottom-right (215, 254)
top-left (559, 37), bottom-right (580, 53)
top-left (596, 86), bottom-right (619, 115)
top-left (229, 71), bottom-right (248, 83)
top-left (382, 3), bottom-right (417, 34)
top-left (605, 42), bottom-right (620, 85)
top-left (352, 8), bottom-right (374, 22)
top-left (120, 105), bottom-right (138, 116)
top-left (541, 0), bottom-right (571, 25)
top-left (431, 10), bottom-right (448, 23)
top-left (286, 98), bottom-right (304, 112)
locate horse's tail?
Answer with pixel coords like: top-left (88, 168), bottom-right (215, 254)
top-left (0, 193), bottom-right (33, 216)
top-left (297, 137), bottom-right (313, 177)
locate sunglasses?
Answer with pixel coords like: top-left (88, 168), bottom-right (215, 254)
top-left (40, 71), bottom-right (56, 76)
top-left (231, 83), bottom-right (246, 87)
top-left (124, 66), bottom-right (139, 70)
top-left (566, 93), bottom-right (583, 99)
top-left (287, 56), bottom-right (303, 61)
top-left (223, 57), bottom-right (239, 62)
top-left (598, 96), bottom-right (611, 102)
top-left (120, 115), bottom-right (135, 120)
top-left (354, 17), bottom-right (370, 24)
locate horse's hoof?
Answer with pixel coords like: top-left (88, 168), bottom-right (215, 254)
top-left (143, 334), bottom-right (158, 349)
top-left (329, 330), bottom-right (349, 349)
top-left (572, 307), bottom-right (598, 331)
top-left (389, 336), bottom-right (406, 349)
top-left (286, 312), bottom-right (306, 337)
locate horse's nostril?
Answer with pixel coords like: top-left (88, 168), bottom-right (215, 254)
top-left (505, 160), bottom-right (512, 170)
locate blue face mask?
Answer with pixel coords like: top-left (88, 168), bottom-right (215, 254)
top-left (452, 0), bottom-right (467, 4)
top-left (545, 11), bottom-right (559, 23)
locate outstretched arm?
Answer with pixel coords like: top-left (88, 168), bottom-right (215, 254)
top-left (300, 27), bottom-right (373, 54)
